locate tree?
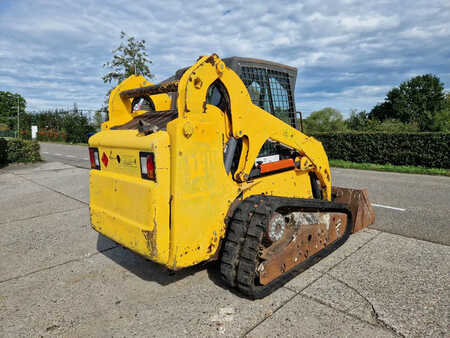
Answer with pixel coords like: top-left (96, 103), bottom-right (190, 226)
top-left (303, 107), bottom-right (347, 133)
top-left (93, 106), bottom-right (107, 130)
top-left (444, 92), bottom-right (450, 109)
top-left (21, 106), bottom-right (95, 143)
top-left (0, 91), bottom-right (26, 132)
top-left (398, 74), bottom-right (444, 124)
top-left (346, 110), bottom-right (370, 131)
top-left (103, 31), bottom-right (153, 88)
top-left (345, 109), bottom-right (419, 132)
top-left (430, 107), bottom-right (449, 132)
top-left (369, 74), bottom-right (446, 131)
top-left (62, 111), bottom-right (95, 143)
top-left (369, 102), bottom-right (391, 122)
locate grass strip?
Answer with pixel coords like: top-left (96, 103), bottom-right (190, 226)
top-left (329, 159), bottom-right (449, 176)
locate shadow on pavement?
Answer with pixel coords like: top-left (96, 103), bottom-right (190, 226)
top-left (96, 234), bottom-right (206, 286)
top-left (96, 234), bottom-right (267, 299)
top-left (97, 234), bottom-right (280, 299)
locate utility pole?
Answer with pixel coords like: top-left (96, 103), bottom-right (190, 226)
top-left (17, 96), bottom-right (20, 138)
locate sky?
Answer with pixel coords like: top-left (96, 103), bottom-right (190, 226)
top-left (0, 0), bottom-right (449, 117)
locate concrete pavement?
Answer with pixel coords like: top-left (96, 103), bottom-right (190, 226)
top-left (0, 148), bottom-right (449, 336)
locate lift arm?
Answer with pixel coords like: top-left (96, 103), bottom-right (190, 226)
top-left (176, 54), bottom-right (332, 200)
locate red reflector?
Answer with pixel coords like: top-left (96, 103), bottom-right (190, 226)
top-left (146, 154), bottom-right (155, 179)
top-left (102, 152), bottom-right (109, 167)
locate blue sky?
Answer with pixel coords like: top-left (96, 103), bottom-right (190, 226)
top-left (0, 0), bottom-right (449, 117)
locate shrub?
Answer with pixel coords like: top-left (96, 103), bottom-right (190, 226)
top-left (6, 138), bottom-right (41, 164)
top-left (62, 113), bottom-right (95, 143)
top-left (311, 132), bottom-right (449, 169)
top-left (22, 109), bottom-right (95, 144)
top-left (36, 128), bottom-right (67, 142)
top-left (19, 129), bottom-right (31, 140)
top-left (0, 137), bottom-right (7, 166)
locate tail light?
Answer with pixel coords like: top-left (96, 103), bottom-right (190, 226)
top-left (140, 152), bottom-right (156, 181)
top-left (89, 147), bottom-right (100, 169)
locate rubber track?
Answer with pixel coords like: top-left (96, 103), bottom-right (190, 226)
top-left (219, 197), bottom-right (266, 287)
top-left (219, 195), bottom-right (353, 299)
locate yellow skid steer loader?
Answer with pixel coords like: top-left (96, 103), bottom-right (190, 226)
top-left (89, 54), bottom-right (375, 298)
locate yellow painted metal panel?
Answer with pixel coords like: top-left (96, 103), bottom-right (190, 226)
top-left (166, 106), bottom-right (239, 268)
top-left (242, 170), bottom-right (313, 200)
top-left (102, 75), bottom-right (172, 130)
top-left (89, 130), bottom-right (171, 265)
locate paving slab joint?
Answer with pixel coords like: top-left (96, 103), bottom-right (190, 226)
top-left (0, 245), bottom-right (119, 284)
top-left (300, 293), bottom-right (402, 337)
top-left (326, 273), bottom-right (405, 337)
top-left (0, 206), bottom-right (87, 226)
top-left (243, 232), bottom-right (383, 336)
top-left (240, 287), bottom-right (298, 337)
top-left (9, 171), bottom-right (88, 206)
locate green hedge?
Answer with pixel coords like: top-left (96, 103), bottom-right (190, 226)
top-left (4, 138), bottom-right (41, 164)
top-left (0, 138), bottom-right (7, 166)
top-left (311, 133), bottom-right (449, 169)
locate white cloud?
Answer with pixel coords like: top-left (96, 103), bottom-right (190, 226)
top-left (0, 0), bottom-right (448, 115)
top-left (340, 15), bottom-right (398, 31)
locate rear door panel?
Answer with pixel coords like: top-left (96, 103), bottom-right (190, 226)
top-left (89, 130), bottom-right (171, 264)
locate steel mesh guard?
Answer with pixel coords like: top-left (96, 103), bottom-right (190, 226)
top-left (240, 66), bottom-right (296, 157)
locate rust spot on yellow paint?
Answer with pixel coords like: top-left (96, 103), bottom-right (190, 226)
top-left (142, 229), bottom-right (158, 257)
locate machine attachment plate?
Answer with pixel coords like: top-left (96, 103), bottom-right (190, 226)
top-left (332, 187), bottom-right (375, 233)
